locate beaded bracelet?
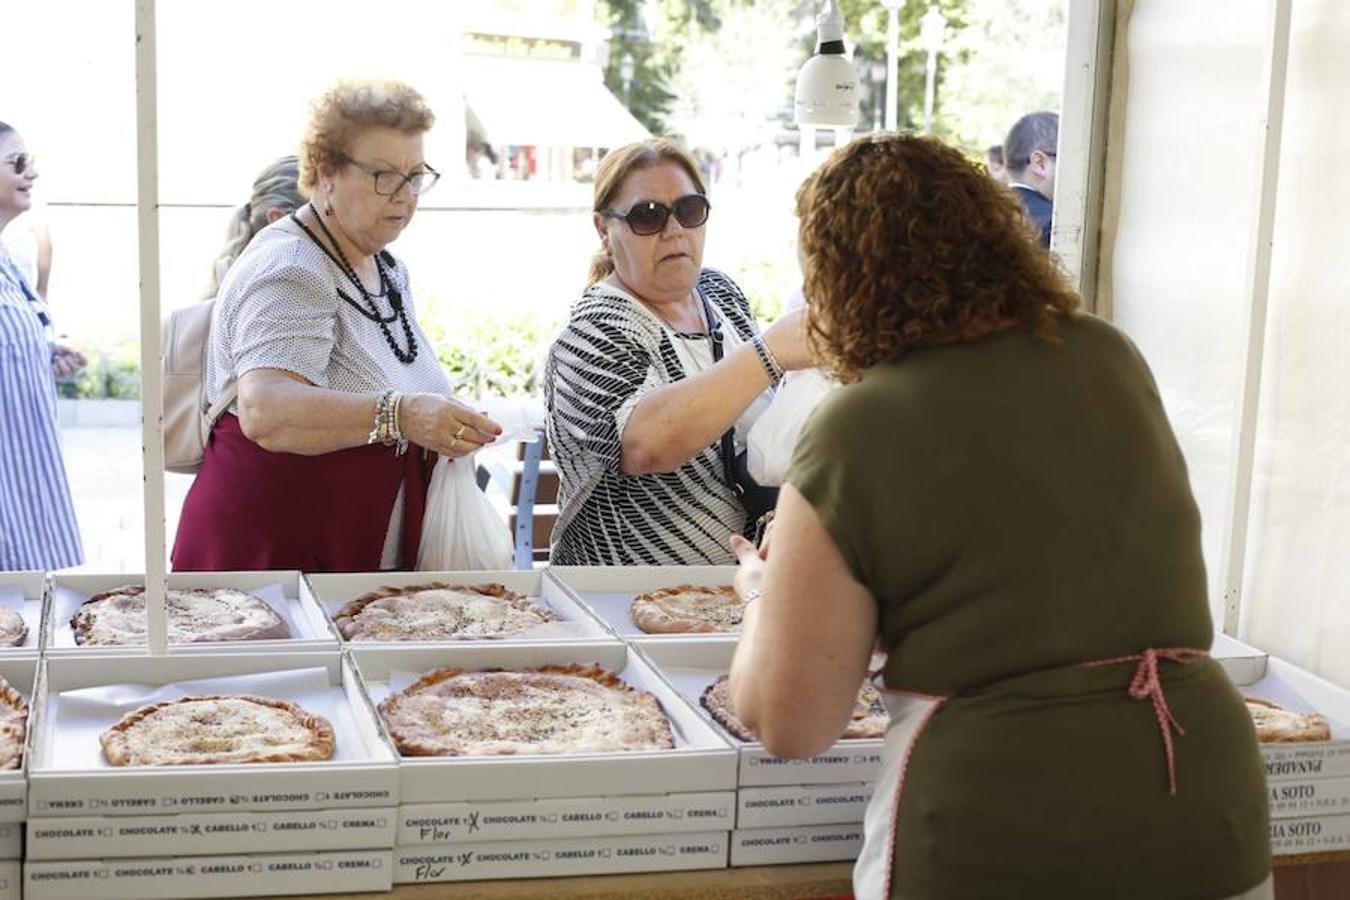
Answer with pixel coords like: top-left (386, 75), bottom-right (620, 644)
top-left (368, 389), bottom-right (405, 448)
top-left (750, 335), bottom-right (785, 387)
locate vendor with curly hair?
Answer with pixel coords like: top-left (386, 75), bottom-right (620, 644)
top-left (726, 134), bottom-right (1270, 899)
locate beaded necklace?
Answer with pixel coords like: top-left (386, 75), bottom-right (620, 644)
top-left (290, 205), bottom-right (418, 364)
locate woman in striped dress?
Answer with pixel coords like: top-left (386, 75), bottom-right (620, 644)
top-left (0, 122), bottom-right (83, 571)
top-left (545, 139), bottom-right (813, 566)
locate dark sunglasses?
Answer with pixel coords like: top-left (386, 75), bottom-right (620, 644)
top-left (603, 194), bottom-right (710, 236)
top-left (3, 153), bottom-right (35, 176)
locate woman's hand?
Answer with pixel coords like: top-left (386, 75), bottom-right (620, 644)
top-left (400, 393), bottom-right (502, 459)
top-left (761, 307), bottom-right (814, 372)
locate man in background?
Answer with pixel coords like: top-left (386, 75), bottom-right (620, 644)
top-left (1003, 111), bottom-right (1058, 249)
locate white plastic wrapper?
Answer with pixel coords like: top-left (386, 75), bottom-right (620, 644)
top-left (746, 368), bottom-right (837, 486)
top-left (478, 396), bottom-right (546, 447)
top-left (416, 454), bottom-right (515, 571)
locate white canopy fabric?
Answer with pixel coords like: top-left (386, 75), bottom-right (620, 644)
top-left (462, 57), bottom-right (649, 148)
top-left (1101, 0), bottom-right (1350, 687)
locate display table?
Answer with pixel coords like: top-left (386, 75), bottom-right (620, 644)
top-left (270, 853), bottom-right (1350, 900)
top-left (268, 862), bottom-right (854, 900)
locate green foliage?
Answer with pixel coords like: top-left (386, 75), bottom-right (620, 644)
top-left (423, 309), bottom-right (561, 400)
top-left (56, 342), bottom-right (141, 400)
top-left (598, 0), bottom-right (679, 134)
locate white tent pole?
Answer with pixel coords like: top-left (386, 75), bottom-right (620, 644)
top-left (1054, 0), bottom-right (1116, 310)
top-left (1219, 0), bottom-right (1293, 638)
top-left (135, 0), bottom-right (168, 656)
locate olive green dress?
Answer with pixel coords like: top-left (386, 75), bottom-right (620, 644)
top-left (787, 314), bottom-right (1270, 899)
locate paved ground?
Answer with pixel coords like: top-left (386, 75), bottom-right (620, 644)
top-left (59, 425), bottom-right (192, 573)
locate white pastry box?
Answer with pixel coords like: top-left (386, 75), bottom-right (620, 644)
top-left (398, 791), bottom-right (734, 845)
top-left (26, 805), bottom-right (397, 860)
top-left (305, 569), bottom-right (612, 645)
top-left (347, 641), bottom-right (738, 803)
top-left (1268, 813), bottom-right (1350, 855)
top-left (736, 782), bottom-right (875, 829)
top-left (45, 572), bottom-right (339, 655)
top-left (1215, 639), bottom-right (1350, 784)
top-left (0, 655), bottom-right (38, 826)
top-left (0, 860), bottom-right (17, 900)
top-left (730, 823), bottom-right (864, 867)
top-left (394, 831), bottom-right (728, 884)
top-left (0, 571), bottom-right (47, 654)
top-left (636, 640), bottom-right (885, 787)
top-left (28, 652), bottom-right (398, 817)
top-left (545, 566), bottom-right (741, 640)
top-left (1210, 632), bottom-right (1269, 686)
top-left (23, 848), bottom-right (392, 899)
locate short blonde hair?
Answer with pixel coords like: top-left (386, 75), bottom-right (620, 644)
top-left (587, 138), bottom-right (707, 287)
top-left (299, 80), bottom-right (435, 193)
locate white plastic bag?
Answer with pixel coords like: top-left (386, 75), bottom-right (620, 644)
top-left (746, 368), bottom-right (837, 486)
top-left (416, 454), bottom-right (514, 571)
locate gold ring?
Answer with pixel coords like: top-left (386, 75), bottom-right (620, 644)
top-left (448, 437), bottom-right (459, 451)
top-left (454, 423), bottom-right (468, 440)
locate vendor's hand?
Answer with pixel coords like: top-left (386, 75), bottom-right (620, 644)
top-left (400, 393), bottom-right (502, 459)
top-left (731, 534), bottom-right (768, 601)
top-left (761, 307), bottom-right (814, 372)
top-left (50, 344), bottom-right (87, 381)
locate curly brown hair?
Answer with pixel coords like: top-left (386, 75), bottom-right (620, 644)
top-left (798, 133), bottom-right (1079, 383)
top-left (299, 80), bottom-right (435, 193)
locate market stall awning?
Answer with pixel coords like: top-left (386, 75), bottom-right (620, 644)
top-left (462, 57), bottom-right (649, 148)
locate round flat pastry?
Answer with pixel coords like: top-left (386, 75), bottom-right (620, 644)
top-left (100, 695), bottom-right (335, 766)
top-left (0, 674), bottom-right (30, 770)
top-left (380, 663), bottom-right (674, 757)
top-left (630, 584), bottom-right (745, 634)
top-left (0, 608), bottom-right (26, 648)
top-left (334, 582), bottom-right (559, 641)
top-left (72, 585), bottom-right (290, 646)
top-left (1245, 696), bottom-right (1331, 743)
top-left (700, 674), bottom-right (888, 742)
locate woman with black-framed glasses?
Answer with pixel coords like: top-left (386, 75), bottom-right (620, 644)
top-left (174, 80), bottom-right (499, 572)
top-left (545, 138), bottom-right (813, 566)
top-left (0, 121), bottom-right (84, 571)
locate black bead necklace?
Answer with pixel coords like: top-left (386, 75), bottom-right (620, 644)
top-left (291, 204), bottom-right (418, 364)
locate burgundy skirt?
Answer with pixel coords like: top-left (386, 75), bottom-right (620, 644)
top-left (172, 414), bottom-right (432, 572)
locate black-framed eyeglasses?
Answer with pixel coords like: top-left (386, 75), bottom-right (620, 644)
top-left (2, 153), bottom-right (35, 176)
top-left (340, 154), bottom-right (440, 196)
top-left (603, 194), bottom-right (710, 236)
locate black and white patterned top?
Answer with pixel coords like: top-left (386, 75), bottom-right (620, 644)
top-left (545, 268), bottom-right (767, 566)
top-left (206, 217), bottom-right (451, 405)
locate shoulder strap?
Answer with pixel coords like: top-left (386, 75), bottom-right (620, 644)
top-left (695, 286), bottom-right (742, 500)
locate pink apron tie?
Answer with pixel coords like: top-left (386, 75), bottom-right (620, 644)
top-left (1085, 648), bottom-right (1208, 796)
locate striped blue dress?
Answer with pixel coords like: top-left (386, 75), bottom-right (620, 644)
top-left (0, 248), bottom-right (83, 571)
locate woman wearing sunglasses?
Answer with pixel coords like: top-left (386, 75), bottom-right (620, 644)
top-left (545, 138), bottom-right (811, 566)
top-left (0, 122), bottom-right (84, 571)
top-left (173, 81), bottom-right (501, 572)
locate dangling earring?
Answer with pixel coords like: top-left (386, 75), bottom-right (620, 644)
top-left (324, 199), bottom-right (334, 217)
